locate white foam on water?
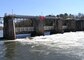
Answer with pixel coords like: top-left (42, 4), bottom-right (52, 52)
top-left (11, 31), bottom-right (84, 48)
top-left (1, 31), bottom-right (84, 59)
top-left (1, 31), bottom-right (84, 47)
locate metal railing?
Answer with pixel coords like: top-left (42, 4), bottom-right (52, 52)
top-left (44, 26), bottom-right (54, 30)
top-left (15, 26), bottom-right (54, 33)
top-left (15, 27), bottom-right (34, 33)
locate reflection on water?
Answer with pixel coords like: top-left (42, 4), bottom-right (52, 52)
top-left (4, 42), bottom-right (16, 60)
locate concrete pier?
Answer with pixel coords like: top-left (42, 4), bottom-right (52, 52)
top-left (63, 20), bottom-right (76, 32)
top-left (35, 16), bottom-right (44, 35)
top-left (3, 16), bottom-right (16, 40)
top-left (76, 20), bottom-right (84, 31)
top-left (57, 19), bottom-right (64, 33)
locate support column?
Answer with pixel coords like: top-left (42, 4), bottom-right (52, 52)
top-left (57, 19), bottom-right (64, 33)
top-left (54, 19), bottom-right (58, 33)
top-left (33, 16), bottom-right (45, 36)
top-left (69, 20), bottom-right (76, 31)
top-left (31, 18), bottom-right (37, 37)
top-left (36, 16), bottom-right (44, 35)
top-left (81, 20), bottom-right (83, 31)
top-left (3, 16), bottom-right (16, 40)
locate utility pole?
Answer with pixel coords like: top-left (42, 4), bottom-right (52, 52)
top-left (12, 9), bottom-right (13, 15)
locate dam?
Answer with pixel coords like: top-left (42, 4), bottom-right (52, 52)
top-left (1, 15), bottom-right (84, 40)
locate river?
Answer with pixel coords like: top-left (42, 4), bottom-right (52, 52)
top-left (0, 30), bottom-right (84, 60)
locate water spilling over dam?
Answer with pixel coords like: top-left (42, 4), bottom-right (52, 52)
top-left (0, 31), bottom-right (84, 60)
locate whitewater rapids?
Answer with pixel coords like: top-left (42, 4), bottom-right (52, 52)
top-left (1, 31), bottom-right (84, 60)
top-left (3, 31), bottom-right (84, 47)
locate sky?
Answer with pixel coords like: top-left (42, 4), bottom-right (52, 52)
top-left (0, 0), bottom-right (84, 16)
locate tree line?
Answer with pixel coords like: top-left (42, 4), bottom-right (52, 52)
top-left (46, 13), bottom-right (84, 20)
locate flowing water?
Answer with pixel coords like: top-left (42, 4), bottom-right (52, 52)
top-left (0, 30), bottom-right (84, 60)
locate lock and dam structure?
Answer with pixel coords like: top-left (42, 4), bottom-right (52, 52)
top-left (1, 15), bottom-right (84, 40)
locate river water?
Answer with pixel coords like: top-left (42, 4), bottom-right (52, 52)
top-left (0, 31), bottom-right (84, 60)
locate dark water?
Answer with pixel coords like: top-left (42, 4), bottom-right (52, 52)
top-left (0, 41), bottom-right (81, 60)
top-left (0, 30), bottom-right (84, 60)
